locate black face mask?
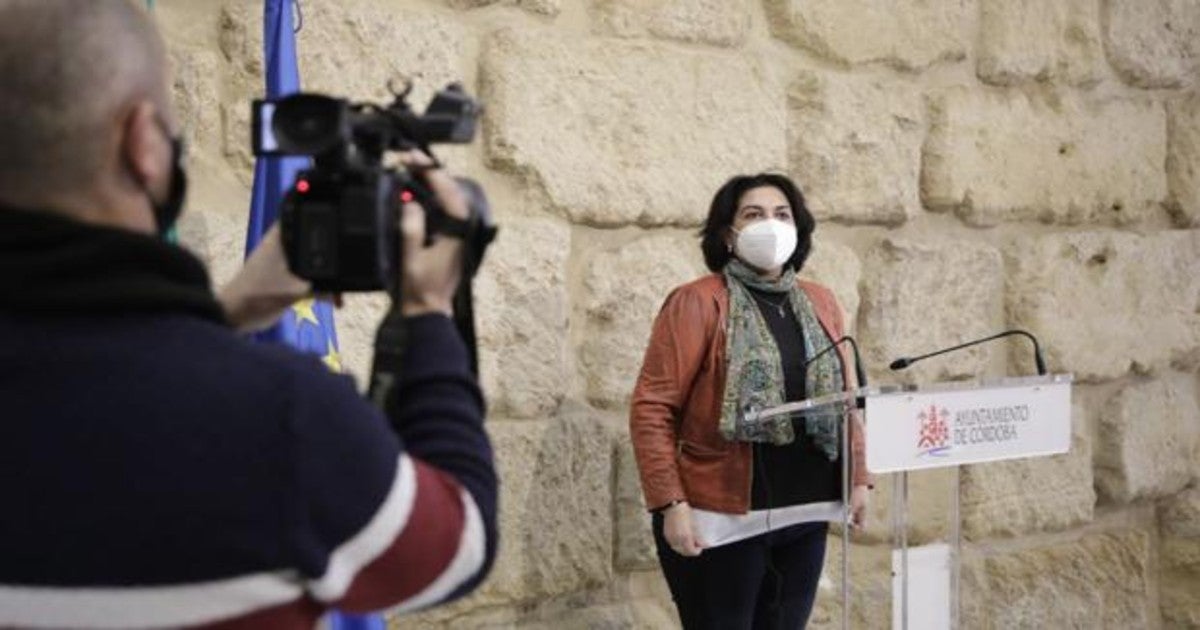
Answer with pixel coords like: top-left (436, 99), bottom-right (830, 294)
top-left (146, 121), bottom-right (188, 237)
top-left (151, 135), bottom-right (188, 235)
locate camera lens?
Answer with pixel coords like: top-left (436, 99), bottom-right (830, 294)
top-left (272, 94), bottom-right (347, 155)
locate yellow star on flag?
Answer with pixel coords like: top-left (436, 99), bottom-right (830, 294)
top-left (293, 299), bottom-right (320, 326)
top-left (321, 340), bottom-right (343, 373)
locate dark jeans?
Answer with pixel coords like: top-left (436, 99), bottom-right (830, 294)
top-left (653, 514), bottom-right (828, 630)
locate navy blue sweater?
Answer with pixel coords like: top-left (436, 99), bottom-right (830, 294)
top-left (0, 208), bottom-right (497, 629)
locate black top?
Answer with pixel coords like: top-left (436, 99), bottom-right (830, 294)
top-left (745, 287), bottom-right (841, 509)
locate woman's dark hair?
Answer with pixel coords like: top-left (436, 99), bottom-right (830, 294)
top-left (699, 173), bottom-right (815, 273)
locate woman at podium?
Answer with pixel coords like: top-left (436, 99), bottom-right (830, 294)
top-left (629, 173), bottom-right (871, 629)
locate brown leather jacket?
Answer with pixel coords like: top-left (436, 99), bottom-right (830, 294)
top-left (629, 273), bottom-right (869, 514)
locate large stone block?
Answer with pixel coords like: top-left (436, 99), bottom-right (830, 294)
top-left (763, 0), bottom-right (969, 71)
top-left (923, 89), bottom-right (1168, 226)
top-left (1161, 485), bottom-right (1200, 538)
top-left (491, 409), bottom-right (614, 603)
top-left (859, 238), bottom-right (1005, 384)
top-left (613, 420), bottom-right (657, 571)
top-left (579, 231), bottom-right (708, 408)
top-left (1162, 536), bottom-right (1200, 629)
top-left (1103, 0), bottom-right (1200, 89)
top-left (1007, 231), bottom-right (1200, 381)
top-left (961, 530), bottom-right (1154, 629)
top-left (481, 28), bottom-right (787, 227)
top-left (977, 0), bottom-right (1103, 86)
top-left (961, 398), bottom-right (1094, 539)
top-left (427, 410), bottom-right (614, 618)
top-left (1160, 487), bottom-right (1200, 629)
top-left (1095, 376), bottom-right (1200, 504)
top-left (799, 238), bottom-right (862, 334)
top-left (591, 0), bottom-right (751, 47)
top-left (174, 210), bottom-right (246, 290)
top-left (1169, 94), bottom-right (1200, 227)
top-left (445, 0), bottom-right (561, 16)
top-left (475, 218), bottom-right (571, 418)
top-left (789, 72), bottom-right (922, 226)
top-left (168, 47), bottom-right (225, 158)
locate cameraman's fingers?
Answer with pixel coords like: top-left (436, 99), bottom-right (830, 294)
top-left (399, 201), bottom-right (426, 254)
top-left (396, 149), bottom-right (436, 169)
top-left (396, 150), bottom-right (469, 221)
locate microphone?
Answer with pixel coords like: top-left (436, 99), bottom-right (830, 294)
top-left (888, 329), bottom-right (1047, 375)
top-left (803, 335), bottom-right (868, 388)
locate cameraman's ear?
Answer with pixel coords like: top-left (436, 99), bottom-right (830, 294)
top-left (120, 102), bottom-right (170, 194)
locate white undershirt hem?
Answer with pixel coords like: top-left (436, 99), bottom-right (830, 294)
top-left (691, 501), bottom-right (845, 549)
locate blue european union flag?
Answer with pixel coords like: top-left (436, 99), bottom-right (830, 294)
top-left (245, 3), bottom-right (383, 629)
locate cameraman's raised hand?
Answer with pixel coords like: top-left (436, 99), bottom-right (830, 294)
top-left (397, 150), bottom-right (469, 317)
top-left (218, 225), bottom-right (314, 333)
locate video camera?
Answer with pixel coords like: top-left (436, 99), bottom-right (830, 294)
top-left (251, 81), bottom-right (496, 293)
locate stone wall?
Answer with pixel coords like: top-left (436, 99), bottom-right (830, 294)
top-left (155, 0), bottom-right (1200, 627)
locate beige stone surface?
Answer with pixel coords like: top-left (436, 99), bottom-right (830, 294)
top-left (175, 209), bottom-right (247, 290)
top-left (481, 28), bottom-right (787, 227)
top-left (579, 231), bottom-right (707, 408)
top-left (977, 0), bottom-right (1103, 86)
top-left (1007, 230), bottom-right (1200, 381)
top-left (845, 468), bottom-right (956, 547)
top-left (809, 540), bottom-right (891, 629)
top-left (961, 399), bottom-right (1094, 539)
top-left (432, 409), bottom-right (613, 616)
top-left (613, 422), bottom-right (657, 571)
top-left (923, 89), bottom-right (1168, 226)
top-left (591, 0), bottom-right (751, 47)
top-left (475, 218), bottom-right (571, 418)
top-left (401, 569), bottom-right (674, 629)
top-left (799, 237), bottom-right (862, 334)
top-left (1161, 487), bottom-right (1200, 629)
top-left (763, 0), bottom-right (969, 71)
top-left (1162, 485), bottom-right (1200, 538)
top-left (1169, 93), bottom-right (1200, 227)
top-left (169, 47), bottom-right (225, 157)
top-left (1103, 0), bottom-right (1200, 89)
top-left (1162, 536), bottom-right (1200, 629)
top-left (859, 238), bottom-right (1005, 384)
top-left (1095, 376), bottom-right (1200, 504)
top-left (788, 72), bottom-right (923, 226)
top-left (445, 0), bottom-right (560, 16)
top-left (961, 530), bottom-right (1155, 629)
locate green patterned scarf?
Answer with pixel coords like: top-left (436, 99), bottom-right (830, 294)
top-left (720, 259), bottom-right (844, 459)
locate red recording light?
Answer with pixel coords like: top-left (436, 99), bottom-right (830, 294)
top-left (400, 190), bottom-right (415, 203)
top-left (296, 179), bottom-right (311, 194)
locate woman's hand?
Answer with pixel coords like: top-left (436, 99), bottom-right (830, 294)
top-left (848, 484), bottom-right (870, 530)
top-left (663, 502), bottom-right (705, 557)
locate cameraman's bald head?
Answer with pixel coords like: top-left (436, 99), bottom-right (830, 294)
top-left (0, 0), bottom-right (172, 229)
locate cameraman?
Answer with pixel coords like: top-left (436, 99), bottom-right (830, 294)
top-left (0, 1), bottom-right (496, 628)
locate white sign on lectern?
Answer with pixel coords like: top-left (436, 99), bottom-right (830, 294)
top-left (865, 375), bottom-right (1072, 474)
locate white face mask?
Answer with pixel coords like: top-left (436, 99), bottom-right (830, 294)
top-left (733, 219), bottom-right (797, 271)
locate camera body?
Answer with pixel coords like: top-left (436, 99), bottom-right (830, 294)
top-left (252, 83), bottom-right (489, 293)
